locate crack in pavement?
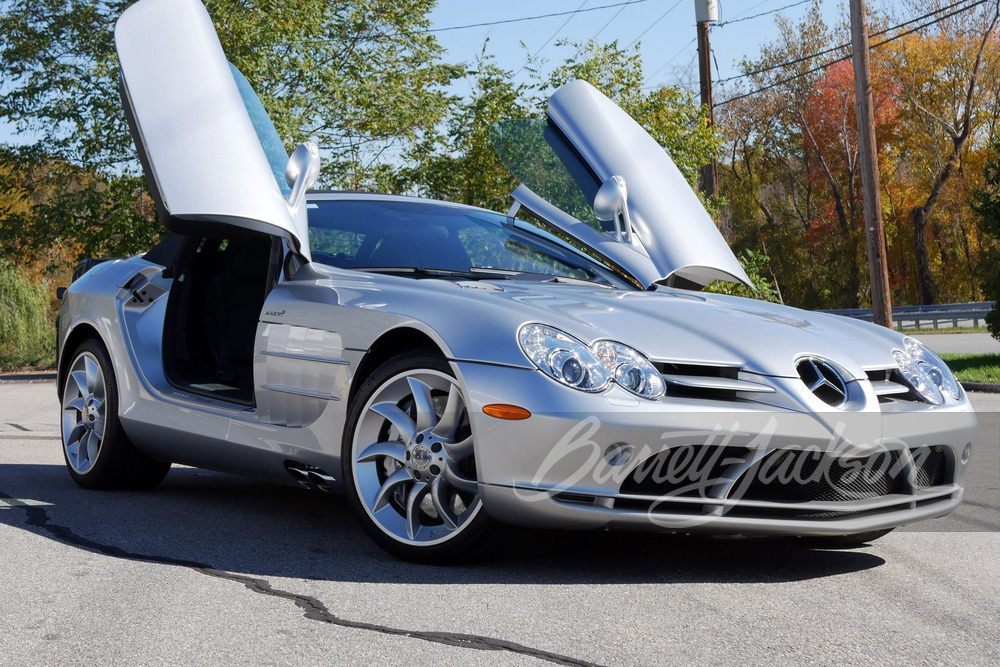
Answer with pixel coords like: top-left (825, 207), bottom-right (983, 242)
top-left (0, 489), bottom-right (599, 666)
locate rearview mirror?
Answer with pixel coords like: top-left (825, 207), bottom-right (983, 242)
top-left (592, 175), bottom-right (633, 244)
top-left (285, 141), bottom-right (321, 212)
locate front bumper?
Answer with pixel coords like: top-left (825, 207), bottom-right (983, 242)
top-left (455, 361), bottom-right (977, 535)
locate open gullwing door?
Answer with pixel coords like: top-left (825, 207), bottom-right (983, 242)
top-left (492, 79), bottom-right (750, 289)
top-left (115, 0), bottom-right (315, 259)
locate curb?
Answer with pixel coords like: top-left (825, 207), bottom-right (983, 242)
top-left (962, 381), bottom-right (1000, 394)
top-left (0, 372), bottom-right (57, 383)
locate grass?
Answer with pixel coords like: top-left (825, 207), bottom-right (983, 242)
top-left (940, 353), bottom-right (1000, 384)
top-left (0, 261), bottom-right (56, 370)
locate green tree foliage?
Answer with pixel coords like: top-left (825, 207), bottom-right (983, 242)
top-left (0, 0), bottom-right (458, 261)
top-left (0, 259), bottom-right (53, 368)
top-left (545, 40), bottom-right (720, 187)
top-left (0, 146), bottom-right (158, 269)
top-left (970, 135), bottom-right (1000, 341)
top-left (704, 250), bottom-right (782, 303)
top-left (409, 40), bottom-right (720, 219)
top-left (406, 50), bottom-right (534, 212)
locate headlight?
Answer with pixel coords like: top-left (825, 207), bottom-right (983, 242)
top-left (519, 325), bottom-right (611, 392)
top-left (592, 340), bottom-right (666, 399)
top-left (518, 324), bottom-right (665, 399)
top-left (904, 337), bottom-right (960, 400)
top-left (892, 337), bottom-right (960, 404)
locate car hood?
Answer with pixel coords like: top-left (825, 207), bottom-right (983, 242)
top-left (463, 281), bottom-right (900, 380)
top-left (492, 80), bottom-right (751, 290)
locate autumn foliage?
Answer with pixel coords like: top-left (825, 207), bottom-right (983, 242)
top-left (720, 0), bottom-right (1000, 309)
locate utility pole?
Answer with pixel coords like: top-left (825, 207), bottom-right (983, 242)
top-left (850, 0), bottom-right (893, 328)
top-left (695, 0), bottom-right (718, 198)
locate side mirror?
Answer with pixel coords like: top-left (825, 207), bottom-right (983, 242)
top-left (592, 174), bottom-right (633, 244)
top-left (285, 141), bottom-right (321, 212)
top-left (56, 286), bottom-right (67, 300)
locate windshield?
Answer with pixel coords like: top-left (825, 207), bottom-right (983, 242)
top-left (306, 199), bottom-right (627, 288)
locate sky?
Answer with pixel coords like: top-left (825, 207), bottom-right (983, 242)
top-left (0, 0), bottom-right (850, 146)
top-left (425, 0), bottom-right (844, 97)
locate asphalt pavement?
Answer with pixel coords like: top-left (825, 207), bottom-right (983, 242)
top-left (0, 381), bottom-right (997, 666)
top-left (915, 332), bottom-right (1000, 355)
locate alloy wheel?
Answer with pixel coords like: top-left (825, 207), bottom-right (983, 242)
top-left (351, 368), bottom-right (482, 546)
top-left (61, 351), bottom-right (107, 475)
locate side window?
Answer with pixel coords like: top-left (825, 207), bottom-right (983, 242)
top-left (229, 63), bottom-right (290, 197)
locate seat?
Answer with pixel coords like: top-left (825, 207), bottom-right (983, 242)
top-left (202, 237), bottom-right (272, 391)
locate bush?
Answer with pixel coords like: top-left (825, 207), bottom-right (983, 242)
top-left (704, 250), bottom-right (783, 303)
top-left (971, 135), bottom-right (1000, 342)
top-left (0, 260), bottom-right (55, 368)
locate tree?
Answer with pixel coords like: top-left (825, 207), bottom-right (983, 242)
top-left (544, 40), bottom-right (719, 187)
top-left (718, 4), bottom-right (874, 309)
top-left (718, 0), bottom-right (999, 309)
top-left (0, 0), bottom-right (458, 261)
top-left (970, 135), bottom-right (1000, 341)
top-left (885, 0), bottom-right (1000, 304)
top-left (406, 50), bottom-right (534, 212)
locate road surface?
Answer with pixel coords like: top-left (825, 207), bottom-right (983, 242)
top-left (1, 381), bottom-right (997, 666)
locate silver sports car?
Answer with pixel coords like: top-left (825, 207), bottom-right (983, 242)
top-left (57, 0), bottom-right (977, 562)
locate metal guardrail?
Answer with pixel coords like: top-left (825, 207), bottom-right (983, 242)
top-left (822, 301), bottom-right (995, 330)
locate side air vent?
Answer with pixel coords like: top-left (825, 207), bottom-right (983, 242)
top-left (652, 363), bottom-right (764, 400)
top-left (866, 368), bottom-right (919, 403)
top-left (796, 358), bottom-right (848, 407)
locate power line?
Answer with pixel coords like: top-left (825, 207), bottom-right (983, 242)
top-left (529, 0), bottom-right (590, 61)
top-left (714, 0), bottom-right (993, 108)
top-left (588, 2), bottom-right (630, 41)
top-left (570, 0), bottom-right (630, 62)
top-left (643, 0), bottom-right (793, 89)
top-left (716, 0), bottom-right (813, 27)
top-left (715, 0), bottom-right (984, 87)
top-left (625, 0), bottom-right (684, 49)
top-left (425, 0), bottom-right (654, 33)
top-left (642, 36), bottom-right (696, 85)
top-left (725, 0), bottom-right (779, 20)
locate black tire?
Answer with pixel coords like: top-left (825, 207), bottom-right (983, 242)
top-left (59, 338), bottom-right (170, 490)
top-left (342, 350), bottom-right (495, 564)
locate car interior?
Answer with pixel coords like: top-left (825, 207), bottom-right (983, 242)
top-left (161, 232), bottom-right (282, 405)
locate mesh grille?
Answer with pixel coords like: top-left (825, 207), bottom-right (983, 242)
top-left (620, 446), bottom-right (753, 498)
top-left (735, 449), bottom-right (905, 503)
top-left (912, 446), bottom-right (948, 488)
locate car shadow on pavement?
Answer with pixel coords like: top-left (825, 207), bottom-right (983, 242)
top-left (0, 463), bottom-right (886, 584)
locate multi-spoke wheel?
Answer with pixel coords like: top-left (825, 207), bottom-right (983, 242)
top-left (62, 350), bottom-right (107, 476)
top-left (343, 351), bottom-right (492, 563)
top-left (60, 339), bottom-right (170, 490)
